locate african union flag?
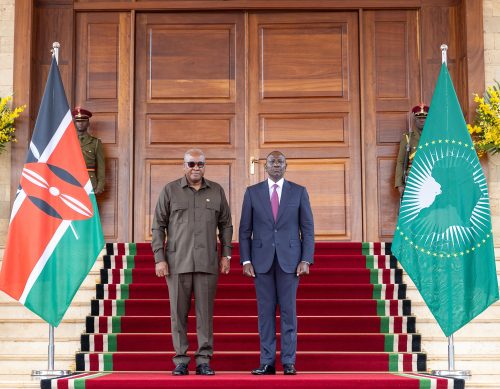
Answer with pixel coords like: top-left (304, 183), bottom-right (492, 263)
top-left (392, 63), bottom-right (499, 337)
top-left (0, 56), bottom-right (104, 327)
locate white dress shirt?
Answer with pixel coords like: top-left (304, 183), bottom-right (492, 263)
top-left (268, 178), bottom-right (284, 203)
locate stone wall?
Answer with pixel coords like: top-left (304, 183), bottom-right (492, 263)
top-left (0, 0), bottom-right (15, 249)
top-left (484, 0), bottom-right (500, 85)
top-left (484, 0), bottom-right (500, 245)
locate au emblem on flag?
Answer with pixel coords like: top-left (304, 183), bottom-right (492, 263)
top-left (392, 63), bottom-right (499, 337)
top-left (0, 56), bottom-right (104, 327)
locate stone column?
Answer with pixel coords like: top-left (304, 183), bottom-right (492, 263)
top-left (0, 0), bottom-right (15, 253)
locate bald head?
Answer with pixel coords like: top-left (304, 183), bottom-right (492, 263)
top-left (184, 148), bottom-right (205, 163)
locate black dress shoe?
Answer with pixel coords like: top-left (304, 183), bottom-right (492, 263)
top-left (283, 364), bottom-right (297, 375)
top-left (196, 363), bottom-right (215, 375)
top-left (251, 364), bottom-right (276, 375)
top-left (172, 363), bottom-right (189, 375)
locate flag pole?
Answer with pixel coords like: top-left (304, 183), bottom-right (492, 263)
top-left (430, 43), bottom-right (471, 380)
top-left (31, 41), bottom-right (72, 379)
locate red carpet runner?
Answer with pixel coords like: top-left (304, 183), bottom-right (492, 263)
top-left (41, 242), bottom-right (464, 388)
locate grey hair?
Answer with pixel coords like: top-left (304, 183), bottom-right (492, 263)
top-left (184, 148), bottom-right (206, 162)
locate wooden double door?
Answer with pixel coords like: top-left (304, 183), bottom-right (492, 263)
top-left (74, 10), bottom-right (422, 242)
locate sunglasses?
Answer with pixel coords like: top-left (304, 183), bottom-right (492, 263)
top-left (186, 161), bottom-right (206, 168)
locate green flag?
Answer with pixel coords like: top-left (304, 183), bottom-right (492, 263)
top-left (392, 63), bottom-right (499, 336)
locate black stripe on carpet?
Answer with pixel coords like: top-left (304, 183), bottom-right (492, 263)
top-left (412, 334), bottom-right (421, 352)
top-left (81, 334), bottom-right (90, 352)
top-left (100, 269), bottom-right (109, 284)
top-left (105, 243), bottom-right (115, 255)
top-left (416, 353), bottom-right (426, 371)
top-left (76, 353), bottom-right (85, 371)
top-left (402, 300), bottom-right (411, 316)
top-left (407, 317), bottom-right (416, 333)
top-left (86, 316), bottom-right (95, 333)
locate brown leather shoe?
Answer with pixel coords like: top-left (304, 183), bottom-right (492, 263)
top-left (251, 364), bottom-right (276, 375)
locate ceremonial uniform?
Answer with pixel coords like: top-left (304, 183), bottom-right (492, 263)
top-left (394, 104), bottom-right (429, 190)
top-left (72, 107), bottom-right (105, 194)
top-left (395, 129), bottom-right (421, 188)
top-left (79, 133), bottom-right (105, 194)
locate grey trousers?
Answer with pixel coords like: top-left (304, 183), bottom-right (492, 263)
top-left (166, 272), bottom-right (218, 366)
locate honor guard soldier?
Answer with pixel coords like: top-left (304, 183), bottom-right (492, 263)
top-left (395, 103), bottom-right (429, 197)
top-left (72, 107), bottom-right (105, 195)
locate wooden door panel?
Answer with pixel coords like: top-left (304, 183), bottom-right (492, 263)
top-left (100, 158), bottom-right (118, 238)
top-left (249, 12), bottom-right (361, 241)
top-left (147, 115), bottom-right (233, 145)
top-left (363, 10), bottom-right (421, 241)
top-left (135, 13), bottom-right (245, 242)
top-left (149, 28), bottom-right (232, 99)
top-left (74, 12), bottom-right (131, 242)
top-left (260, 24), bottom-right (346, 98)
top-left (260, 113), bottom-right (347, 146)
top-left (86, 23), bottom-right (119, 99)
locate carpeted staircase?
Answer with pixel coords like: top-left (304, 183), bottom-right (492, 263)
top-left (41, 242), bottom-right (465, 388)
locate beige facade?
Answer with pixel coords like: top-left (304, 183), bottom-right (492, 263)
top-left (0, 0), bottom-right (14, 248)
top-left (0, 2), bottom-right (499, 385)
top-left (484, 0), bottom-right (500, 237)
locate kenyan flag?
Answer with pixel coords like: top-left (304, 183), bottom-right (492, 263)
top-left (392, 63), bottom-right (499, 336)
top-left (0, 56), bottom-right (104, 326)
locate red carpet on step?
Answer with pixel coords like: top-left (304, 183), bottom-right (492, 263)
top-left (41, 242), bottom-right (464, 389)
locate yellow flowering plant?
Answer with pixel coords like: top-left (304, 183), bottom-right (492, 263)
top-left (467, 81), bottom-right (500, 157)
top-left (0, 95), bottom-right (26, 154)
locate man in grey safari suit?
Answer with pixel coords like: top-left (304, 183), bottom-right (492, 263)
top-left (239, 150), bottom-right (315, 375)
top-left (152, 148), bottom-right (233, 376)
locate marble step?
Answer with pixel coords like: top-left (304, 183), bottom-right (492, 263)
top-left (0, 374), bottom-right (40, 389)
top-left (426, 354), bottom-right (500, 375)
top-left (0, 319), bottom-right (85, 338)
top-left (0, 354), bottom-right (74, 375)
top-left (417, 319), bottom-right (500, 337)
top-left (0, 301), bottom-right (92, 319)
top-left (410, 301), bottom-right (500, 320)
top-left (422, 338), bottom-right (500, 355)
top-left (0, 337), bottom-right (80, 355)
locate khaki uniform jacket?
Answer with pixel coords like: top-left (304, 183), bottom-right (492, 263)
top-left (151, 176), bottom-right (233, 275)
top-left (395, 129), bottom-right (421, 188)
top-left (79, 133), bottom-right (105, 193)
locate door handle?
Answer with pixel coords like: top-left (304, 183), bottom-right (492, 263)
top-left (250, 157), bottom-right (259, 175)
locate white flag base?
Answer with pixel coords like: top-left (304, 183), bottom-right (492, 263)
top-left (431, 369), bottom-right (471, 379)
top-left (32, 369), bottom-right (72, 378)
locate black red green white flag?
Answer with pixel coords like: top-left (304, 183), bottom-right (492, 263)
top-left (0, 56), bottom-right (104, 326)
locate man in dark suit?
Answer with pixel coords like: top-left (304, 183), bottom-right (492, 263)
top-left (239, 150), bottom-right (315, 375)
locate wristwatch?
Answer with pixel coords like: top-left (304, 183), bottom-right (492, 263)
top-left (225, 256), bottom-right (231, 261)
